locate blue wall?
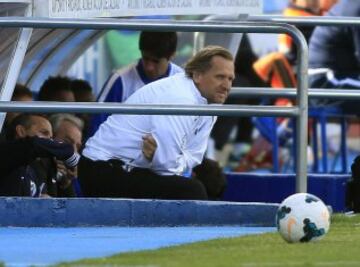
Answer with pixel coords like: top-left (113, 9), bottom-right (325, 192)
top-left (222, 173), bottom-right (350, 212)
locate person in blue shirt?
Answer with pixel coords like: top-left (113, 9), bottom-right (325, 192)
top-left (89, 31), bottom-right (183, 137)
top-left (309, 0), bottom-right (360, 114)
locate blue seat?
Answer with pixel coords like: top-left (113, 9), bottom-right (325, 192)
top-left (253, 107), bottom-right (348, 174)
top-left (309, 107), bottom-right (348, 173)
top-left (252, 116), bottom-right (294, 172)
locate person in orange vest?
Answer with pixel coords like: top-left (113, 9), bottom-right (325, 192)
top-left (234, 53), bottom-right (296, 172)
top-left (279, 0), bottom-right (338, 65)
top-left (279, 0), bottom-right (322, 65)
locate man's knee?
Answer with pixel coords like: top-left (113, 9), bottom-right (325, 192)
top-left (187, 178), bottom-right (208, 200)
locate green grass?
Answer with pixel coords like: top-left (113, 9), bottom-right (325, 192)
top-left (57, 214), bottom-right (360, 267)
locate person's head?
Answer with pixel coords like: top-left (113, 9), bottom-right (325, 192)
top-left (70, 79), bottom-right (94, 127)
top-left (49, 114), bottom-right (83, 152)
top-left (38, 76), bottom-right (75, 102)
top-left (318, 0), bottom-right (337, 13)
top-left (6, 84), bottom-right (33, 124)
top-left (185, 45), bottom-right (235, 104)
top-left (6, 113), bottom-right (52, 141)
top-left (291, 0), bottom-right (320, 13)
top-left (71, 79), bottom-right (94, 102)
top-left (12, 84), bottom-right (33, 102)
top-left (139, 31), bottom-right (177, 80)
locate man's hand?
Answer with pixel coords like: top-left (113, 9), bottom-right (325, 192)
top-left (56, 160), bottom-right (77, 189)
top-left (142, 134), bottom-right (157, 161)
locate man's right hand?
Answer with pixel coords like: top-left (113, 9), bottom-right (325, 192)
top-left (142, 134), bottom-right (157, 161)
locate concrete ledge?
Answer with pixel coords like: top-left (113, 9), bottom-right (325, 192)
top-left (0, 197), bottom-right (278, 227)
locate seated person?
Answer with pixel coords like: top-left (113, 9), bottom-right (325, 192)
top-left (71, 79), bottom-right (94, 103)
top-left (89, 31), bottom-right (183, 137)
top-left (49, 113), bottom-right (84, 197)
top-left (38, 76), bottom-right (75, 102)
top-left (79, 46), bottom-right (235, 200)
top-left (0, 83), bottom-right (33, 142)
top-left (0, 114), bottom-right (79, 197)
top-left (5, 83), bottom-right (33, 125)
top-left (70, 79), bottom-right (94, 140)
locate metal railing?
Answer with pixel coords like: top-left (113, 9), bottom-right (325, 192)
top-left (229, 87), bottom-right (360, 100)
top-left (0, 17), bottom-right (309, 192)
top-left (240, 16), bottom-right (360, 174)
top-left (248, 15), bottom-right (360, 27)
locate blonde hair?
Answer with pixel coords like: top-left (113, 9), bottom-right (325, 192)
top-left (184, 46), bottom-right (233, 78)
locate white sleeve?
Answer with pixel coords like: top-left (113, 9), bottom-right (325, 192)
top-left (182, 116), bottom-right (216, 170)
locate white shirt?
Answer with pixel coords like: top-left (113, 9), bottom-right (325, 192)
top-left (83, 73), bottom-right (216, 176)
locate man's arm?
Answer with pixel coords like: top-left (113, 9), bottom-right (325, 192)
top-left (33, 137), bottom-right (79, 167)
top-left (149, 115), bottom-right (212, 175)
top-left (0, 136), bottom-right (79, 176)
top-left (181, 116), bottom-right (216, 169)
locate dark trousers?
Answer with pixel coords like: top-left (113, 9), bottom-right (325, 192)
top-left (78, 156), bottom-right (208, 200)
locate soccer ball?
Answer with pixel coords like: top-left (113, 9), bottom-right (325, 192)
top-left (276, 193), bottom-right (331, 243)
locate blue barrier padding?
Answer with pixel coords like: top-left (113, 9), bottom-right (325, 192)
top-left (222, 173), bottom-right (350, 212)
top-left (0, 198), bottom-right (278, 227)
